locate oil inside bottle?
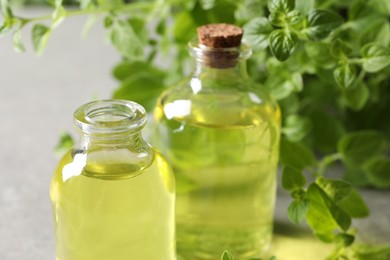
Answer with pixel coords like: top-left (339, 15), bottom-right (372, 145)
top-left (155, 91), bottom-right (280, 259)
top-left (50, 149), bottom-right (175, 260)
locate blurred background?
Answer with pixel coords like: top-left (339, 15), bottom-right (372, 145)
top-left (0, 2), bottom-right (119, 259)
top-left (1, 1), bottom-right (389, 260)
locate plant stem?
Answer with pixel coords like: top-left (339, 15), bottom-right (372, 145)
top-left (348, 58), bottom-right (364, 65)
top-left (317, 153), bottom-right (343, 176)
top-left (330, 22), bottom-right (354, 40)
top-left (357, 69), bottom-right (366, 83)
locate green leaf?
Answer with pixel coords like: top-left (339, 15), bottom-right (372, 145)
top-left (0, 23), bottom-right (9, 36)
top-left (359, 19), bottom-right (390, 47)
top-left (200, 0), bottom-right (215, 10)
top-left (305, 42), bottom-right (336, 68)
top-left (344, 164), bottom-right (371, 187)
top-left (331, 39), bottom-right (353, 59)
top-left (0, 20), bottom-right (13, 36)
top-left (268, 0), bottom-right (295, 14)
top-left (113, 72), bottom-right (165, 111)
top-left (269, 10), bottom-right (287, 27)
top-left (333, 64), bottom-right (356, 89)
top-left (354, 244), bottom-right (390, 260)
top-left (221, 250), bottom-right (234, 260)
top-left (327, 203), bottom-right (351, 232)
top-left (316, 177), bottom-right (352, 202)
top-left (338, 131), bottom-right (385, 165)
top-left (49, 0), bottom-right (66, 26)
top-left (306, 183), bottom-right (338, 239)
top-left (364, 157), bottom-right (390, 189)
top-left (289, 73), bottom-right (305, 92)
top-left (288, 199), bottom-right (309, 224)
top-left (344, 83), bottom-right (369, 111)
top-left (295, 0), bottom-right (314, 15)
top-left (52, 5), bottom-right (66, 29)
top-left (305, 10), bottom-right (343, 40)
top-left (282, 166), bottom-right (306, 191)
top-left (306, 183), bottom-right (351, 235)
top-left (278, 94), bottom-right (299, 116)
top-left (32, 24), bottom-right (51, 54)
top-left (235, 0), bottom-right (265, 23)
top-left (112, 61), bottom-right (165, 81)
top-left (173, 11), bottom-right (196, 43)
top-left (104, 16), bottom-right (114, 28)
top-left (110, 20), bottom-right (144, 60)
top-left (286, 10), bottom-right (302, 25)
top-left (204, 1), bottom-right (237, 24)
top-left (55, 132), bottom-right (74, 157)
top-left (243, 17), bottom-right (273, 49)
top-left (12, 29), bottom-right (25, 53)
top-left (265, 69), bottom-right (303, 100)
top-left (80, 0), bottom-right (94, 9)
top-left (47, 0), bottom-right (62, 6)
top-left (336, 233), bottom-right (355, 247)
top-left (337, 189), bottom-right (369, 218)
top-left (375, 22), bottom-right (390, 46)
top-left (361, 43), bottom-right (390, 73)
top-left (173, 0), bottom-right (196, 11)
top-left (268, 9), bottom-right (302, 27)
top-left (156, 19), bottom-right (166, 35)
top-left (269, 29), bottom-right (299, 61)
top-left (1, 0), bottom-right (13, 19)
top-left (309, 110), bottom-right (345, 153)
top-left (280, 138), bottom-right (315, 170)
top-left (282, 114), bottom-right (311, 142)
top-left (52, 0), bottom-right (63, 9)
top-left (348, 0), bottom-right (367, 21)
top-left (368, 0), bottom-right (390, 16)
top-left (127, 17), bottom-right (147, 43)
top-left (97, 0), bottom-right (122, 8)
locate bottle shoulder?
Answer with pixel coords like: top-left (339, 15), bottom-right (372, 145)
top-left (160, 76), bottom-right (278, 106)
top-left (51, 145), bottom-right (173, 184)
top-left (50, 148), bottom-right (175, 203)
top-left (155, 78), bottom-right (280, 128)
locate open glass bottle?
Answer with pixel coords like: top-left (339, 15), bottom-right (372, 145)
top-left (50, 99), bottom-right (176, 260)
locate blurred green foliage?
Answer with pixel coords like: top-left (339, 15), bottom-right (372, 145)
top-left (2, 0), bottom-right (390, 258)
top-left (13, 0), bottom-right (77, 5)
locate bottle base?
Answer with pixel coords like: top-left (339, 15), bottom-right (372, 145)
top-left (176, 223), bottom-right (272, 260)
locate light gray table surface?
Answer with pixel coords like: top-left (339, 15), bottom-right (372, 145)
top-left (0, 8), bottom-right (389, 260)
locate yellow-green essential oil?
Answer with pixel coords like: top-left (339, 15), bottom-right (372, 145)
top-left (155, 92), bottom-right (280, 259)
top-left (50, 100), bottom-right (176, 260)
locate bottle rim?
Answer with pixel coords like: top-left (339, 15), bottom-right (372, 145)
top-left (73, 99), bottom-right (147, 135)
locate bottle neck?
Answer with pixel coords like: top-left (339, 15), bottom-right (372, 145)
top-left (73, 100), bottom-right (148, 151)
top-left (193, 58), bottom-right (249, 80)
top-left (79, 131), bottom-right (145, 150)
top-left (189, 42), bottom-right (252, 88)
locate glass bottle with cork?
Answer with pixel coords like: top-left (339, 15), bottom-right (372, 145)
top-left (50, 99), bottom-right (176, 260)
top-left (154, 24), bottom-right (281, 259)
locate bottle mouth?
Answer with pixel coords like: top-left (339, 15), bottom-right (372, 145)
top-left (74, 99), bottom-right (147, 135)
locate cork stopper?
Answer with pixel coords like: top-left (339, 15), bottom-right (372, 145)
top-left (197, 23), bottom-right (243, 48)
top-left (196, 23), bottom-right (243, 68)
